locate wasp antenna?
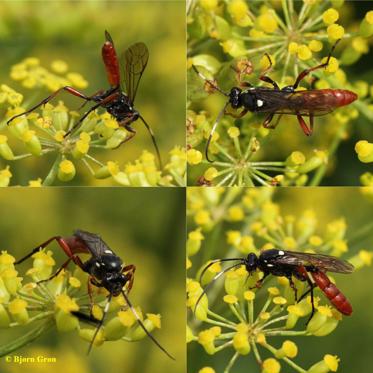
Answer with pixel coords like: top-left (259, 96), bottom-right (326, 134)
top-left (325, 39), bottom-right (341, 66)
top-left (205, 101), bottom-right (229, 163)
top-left (194, 262), bottom-right (245, 314)
top-left (87, 295), bottom-right (112, 355)
top-left (199, 258), bottom-right (245, 284)
top-left (139, 115), bottom-right (163, 170)
top-left (191, 65), bottom-right (229, 97)
top-left (121, 291), bottom-right (175, 360)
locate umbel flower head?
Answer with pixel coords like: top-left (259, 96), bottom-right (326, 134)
top-left (187, 1), bottom-right (371, 186)
top-left (0, 250), bottom-right (163, 355)
top-left (1, 58), bottom-right (186, 186)
top-left (187, 187), bottom-right (373, 373)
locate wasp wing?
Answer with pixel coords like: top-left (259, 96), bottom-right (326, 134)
top-left (273, 250), bottom-right (354, 273)
top-left (122, 42), bottom-right (149, 104)
top-left (249, 89), bottom-right (335, 116)
top-left (74, 229), bottom-right (113, 258)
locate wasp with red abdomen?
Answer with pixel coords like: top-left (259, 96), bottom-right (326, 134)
top-left (15, 229), bottom-right (174, 359)
top-left (195, 249), bottom-right (354, 322)
top-left (192, 40), bottom-right (358, 162)
top-left (7, 31), bottom-right (162, 168)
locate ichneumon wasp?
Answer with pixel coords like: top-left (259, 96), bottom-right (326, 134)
top-left (195, 249), bottom-right (354, 323)
top-left (15, 229), bottom-right (174, 358)
top-left (192, 40), bottom-right (358, 162)
top-left (7, 31), bottom-right (162, 168)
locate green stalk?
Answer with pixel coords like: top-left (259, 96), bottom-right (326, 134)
top-left (42, 154), bottom-right (62, 186)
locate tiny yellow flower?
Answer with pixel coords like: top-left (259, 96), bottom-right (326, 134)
top-left (228, 205), bottom-right (244, 221)
top-left (187, 149), bottom-right (203, 165)
top-left (327, 24), bottom-right (345, 40)
top-left (58, 159), bottom-right (76, 181)
top-left (223, 294), bottom-right (238, 304)
top-left (200, 0), bottom-right (218, 11)
top-left (55, 294), bottom-right (79, 313)
top-left (322, 8), bottom-right (339, 25)
top-left (297, 45), bottom-right (312, 61)
top-left (288, 42), bottom-right (298, 54)
top-left (51, 60), bottom-right (68, 74)
top-left (204, 167), bottom-right (218, 181)
top-left (262, 358), bottom-right (281, 373)
top-left (309, 40), bottom-right (323, 52)
top-left (28, 178), bottom-right (42, 187)
top-left (256, 12), bottom-right (278, 33)
top-left (195, 209), bottom-right (211, 226)
top-left (228, 126), bottom-right (240, 138)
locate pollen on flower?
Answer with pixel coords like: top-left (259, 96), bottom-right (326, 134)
top-left (55, 294), bottom-right (79, 313)
top-left (199, 368), bottom-right (216, 373)
top-left (147, 313), bottom-right (161, 329)
top-left (322, 56), bottom-right (339, 73)
top-left (244, 290), bottom-right (255, 301)
top-left (195, 209), bottom-right (211, 226)
top-left (118, 309), bottom-right (137, 327)
top-left (256, 12), bottom-right (278, 33)
top-left (68, 277), bottom-right (81, 288)
top-left (273, 296), bottom-right (287, 305)
top-left (200, 0), bottom-right (218, 11)
top-left (282, 340), bottom-right (298, 358)
top-left (66, 72), bottom-right (88, 89)
top-left (267, 287), bottom-right (280, 296)
top-left (324, 354), bottom-right (340, 371)
top-left (288, 42), bottom-right (298, 54)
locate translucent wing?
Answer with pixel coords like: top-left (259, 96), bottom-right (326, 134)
top-left (122, 42), bottom-right (149, 104)
top-left (74, 229), bottom-right (113, 258)
top-left (273, 250), bottom-right (354, 273)
top-left (250, 89), bottom-right (335, 116)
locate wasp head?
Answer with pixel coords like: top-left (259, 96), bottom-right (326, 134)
top-left (102, 272), bottom-right (128, 297)
top-left (245, 253), bottom-right (259, 274)
top-left (229, 87), bottom-right (242, 108)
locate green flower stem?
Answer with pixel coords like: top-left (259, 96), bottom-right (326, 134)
top-left (204, 318), bottom-right (237, 331)
top-left (217, 172), bottom-right (235, 186)
top-left (229, 303), bottom-right (246, 323)
top-left (227, 173), bottom-right (237, 186)
top-left (250, 171), bottom-right (270, 186)
top-left (248, 299), bottom-right (254, 325)
top-left (215, 143), bottom-right (237, 163)
top-left (215, 340), bottom-right (233, 354)
top-left (260, 315), bottom-right (289, 330)
top-left (246, 42), bottom-right (285, 56)
top-left (207, 309), bottom-right (237, 326)
top-left (251, 341), bottom-right (263, 365)
top-left (281, 0), bottom-right (292, 31)
top-left (269, 9), bottom-right (288, 34)
top-left (223, 351), bottom-right (239, 373)
top-left (309, 122), bottom-right (346, 186)
top-left (265, 330), bottom-right (308, 337)
top-left (297, 2), bottom-right (310, 27)
top-left (170, 169), bottom-right (185, 186)
top-left (201, 160), bottom-right (232, 167)
top-left (12, 153), bottom-right (33, 160)
top-left (217, 167), bottom-right (237, 178)
top-left (263, 342), bottom-right (307, 373)
top-left (233, 137), bottom-right (242, 158)
top-left (0, 319), bottom-right (54, 357)
top-left (42, 153), bottom-right (62, 185)
top-left (354, 99), bottom-right (373, 121)
top-left (82, 158), bottom-right (95, 175)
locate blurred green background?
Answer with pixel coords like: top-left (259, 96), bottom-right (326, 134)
top-left (0, 0), bottom-right (185, 185)
top-left (0, 187), bottom-right (185, 373)
top-left (188, 188), bottom-right (373, 373)
top-left (187, 1), bottom-right (373, 186)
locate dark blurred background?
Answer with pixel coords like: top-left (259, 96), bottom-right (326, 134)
top-left (0, 187), bottom-right (185, 373)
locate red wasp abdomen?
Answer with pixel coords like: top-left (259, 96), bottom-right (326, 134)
top-left (311, 271), bottom-right (352, 315)
top-left (294, 89), bottom-right (357, 113)
top-left (102, 41), bottom-right (120, 87)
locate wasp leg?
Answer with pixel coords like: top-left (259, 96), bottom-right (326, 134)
top-left (37, 257), bottom-right (75, 284)
top-left (263, 113), bottom-right (275, 128)
top-left (64, 91), bottom-right (120, 137)
top-left (112, 124), bottom-right (137, 149)
top-left (7, 87), bottom-right (92, 125)
top-left (77, 89), bottom-right (105, 110)
top-left (293, 40), bottom-right (340, 89)
top-left (287, 276), bottom-right (299, 302)
top-left (249, 272), bottom-right (270, 290)
top-left (296, 114), bottom-right (313, 136)
top-left (224, 108), bottom-right (248, 119)
top-left (122, 264), bottom-right (136, 293)
top-left (230, 64), bottom-right (253, 88)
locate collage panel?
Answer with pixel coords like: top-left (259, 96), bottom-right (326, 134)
top-left (187, 1), bottom-right (373, 187)
top-left (0, 187), bottom-right (185, 373)
top-left (0, 1), bottom-right (186, 186)
top-left (187, 187), bottom-right (373, 373)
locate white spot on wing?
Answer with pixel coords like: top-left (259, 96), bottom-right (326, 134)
top-left (267, 263), bottom-right (274, 267)
top-left (95, 262), bottom-right (101, 267)
top-left (257, 99), bottom-right (264, 107)
top-left (104, 250), bottom-right (112, 254)
top-left (278, 250), bottom-right (285, 255)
